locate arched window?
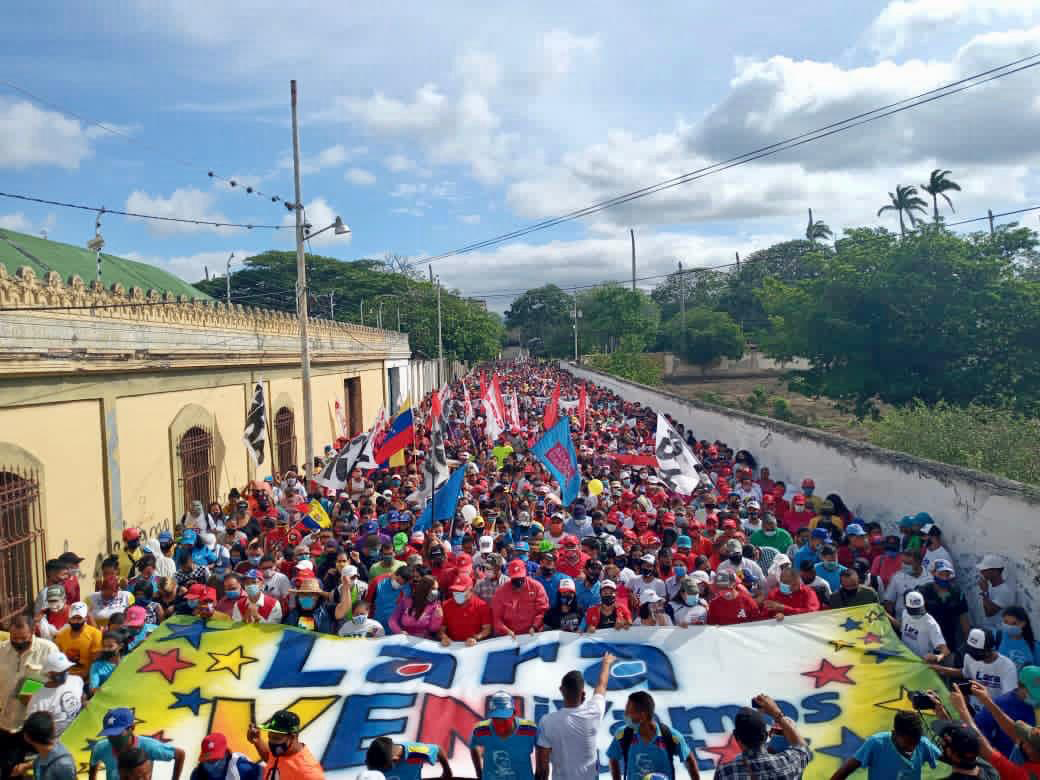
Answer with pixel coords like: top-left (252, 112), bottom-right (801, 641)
top-left (274, 407), bottom-right (297, 476)
top-left (177, 426), bottom-right (214, 511)
top-left (0, 468), bottom-right (45, 623)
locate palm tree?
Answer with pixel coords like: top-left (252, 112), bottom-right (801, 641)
top-left (805, 208), bottom-right (833, 244)
top-left (877, 185), bottom-right (929, 237)
top-left (921, 168), bottom-right (961, 224)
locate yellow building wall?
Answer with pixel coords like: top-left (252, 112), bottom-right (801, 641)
top-left (358, 368), bottom-right (385, 427)
top-left (115, 384), bottom-right (247, 530)
top-left (0, 401), bottom-right (108, 580)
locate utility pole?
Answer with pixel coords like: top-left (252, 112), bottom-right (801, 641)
top-left (988, 209), bottom-right (996, 237)
top-left (630, 228), bottom-right (636, 291)
top-left (226, 252), bottom-right (234, 305)
top-left (290, 79), bottom-right (315, 478)
top-left (360, 299), bottom-right (364, 325)
top-left (678, 260), bottom-right (686, 355)
top-left (735, 251), bottom-right (741, 272)
top-left (328, 291), bottom-right (335, 320)
top-left (436, 276), bottom-right (444, 386)
top-left (204, 266), bottom-right (210, 281)
top-left (573, 294), bottom-right (579, 362)
top-left (396, 305), bottom-right (401, 332)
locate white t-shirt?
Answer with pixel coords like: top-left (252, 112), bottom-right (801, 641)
top-left (921, 545), bottom-right (954, 576)
top-left (884, 571), bottom-right (934, 618)
top-left (900, 613), bottom-right (946, 658)
top-left (627, 577), bottom-right (666, 603)
top-left (963, 652), bottom-right (1018, 706)
top-left (536, 692), bottom-right (606, 780)
top-left (982, 581), bottom-right (1016, 630)
top-left (673, 602), bottom-right (708, 626)
top-left (338, 618), bottom-right (386, 638)
top-left (262, 571), bottom-right (292, 601)
top-left (27, 675), bottom-right (84, 735)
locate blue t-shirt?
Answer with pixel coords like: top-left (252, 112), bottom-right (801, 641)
top-left (574, 579), bottom-right (602, 612)
top-left (374, 579), bottom-right (410, 631)
top-left (89, 660), bottom-right (117, 691)
top-left (814, 562), bottom-right (847, 592)
top-left (974, 691), bottom-right (1036, 757)
top-left (606, 723), bottom-right (691, 780)
top-left (534, 571), bottom-right (565, 609)
top-left (995, 630), bottom-right (1040, 670)
top-left (792, 544), bottom-right (820, 571)
top-left (91, 736), bottom-right (177, 780)
top-left (385, 742), bottom-right (439, 780)
top-left (470, 718), bottom-right (538, 780)
top-left (852, 732), bottom-right (940, 780)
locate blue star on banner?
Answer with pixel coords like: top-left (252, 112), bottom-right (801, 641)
top-left (159, 619), bottom-right (227, 650)
top-left (171, 687), bottom-right (211, 717)
top-left (839, 617), bottom-right (863, 632)
top-left (866, 648), bottom-right (901, 664)
top-left (817, 727), bottom-right (865, 760)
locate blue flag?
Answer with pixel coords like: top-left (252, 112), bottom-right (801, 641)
top-left (532, 417), bottom-right (581, 506)
top-left (414, 463), bottom-right (467, 532)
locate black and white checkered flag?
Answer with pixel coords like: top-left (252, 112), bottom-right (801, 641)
top-left (243, 381), bottom-right (267, 466)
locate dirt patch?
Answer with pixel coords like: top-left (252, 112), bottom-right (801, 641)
top-left (664, 374), bottom-right (873, 441)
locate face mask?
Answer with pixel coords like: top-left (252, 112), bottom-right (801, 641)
top-left (511, 578), bottom-right (525, 589)
top-left (659, 564), bottom-right (671, 574)
top-left (109, 734), bottom-right (132, 751)
top-left (126, 540), bottom-right (140, 550)
top-left (601, 594), bottom-right (616, 607)
top-left (935, 579), bottom-right (950, 589)
top-left (186, 599), bottom-right (199, 609)
top-left (1005, 625), bottom-right (1023, 638)
top-left (901, 563), bottom-right (914, 574)
top-left (683, 594), bottom-right (699, 606)
top-left (560, 594), bottom-right (575, 606)
top-left (764, 528), bottom-right (776, 536)
top-left (605, 523), bottom-right (617, 533)
top-left (298, 596), bottom-right (318, 610)
top-left (453, 591), bottom-right (469, 605)
top-left (201, 759), bottom-right (227, 777)
top-left (540, 565), bottom-right (554, 576)
top-left (428, 591), bottom-right (440, 602)
top-left (262, 569), bottom-right (274, 580)
top-left (822, 561), bottom-right (837, 571)
top-left (728, 554), bottom-right (742, 565)
top-left (68, 621), bottom-right (84, 633)
top-left (352, 614), bottom-right (368, 625)
top-left (297, 554), bottom-right (310, 562)
top-left (391, 579), bottom-right (403, 590)
top-left (517, 553), bottom-right (528, 561)
top-left (100, 650), bottom-right (119, 661)
top-left (586, 570), bottom-right (601, 582)
top-left (966, 647), bottom-right (988, 661)
top-left (381, 555), bottom-right (393, 564)
top-left (641, 567), bottom-right (654, 577)
top-left (779, 582), bottom-right (793, 595)
top-left (246, 584), bottom-right (261, 599)
top-left (269, 741), bottom-right (290, 756)
top-left (48, 671), bottom-right (68, 685)
top-left (674, 566), bottom-right (687, 578)
top-left (248, 555), bottom-right (262, 565)
top-left (224, 590), bottom-right (241, 601)
top-left (907, 607), bottom-right (926, 617)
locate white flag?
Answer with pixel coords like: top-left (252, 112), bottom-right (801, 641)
top-left (243, 381), bottom-right (267, 466)
top-left (482, 384), bottom-right (504, 443)
top-left (316, 433), bottom-right (368, 490)
top-left (510, 393), bottom-right (520, 428)
top-left (462, 383), bottom-right (474, 424)
top-left (654, 412), bottom-right (710, 495)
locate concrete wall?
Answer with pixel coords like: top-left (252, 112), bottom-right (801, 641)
top-left (566, 362), bottom-right (1040, 624)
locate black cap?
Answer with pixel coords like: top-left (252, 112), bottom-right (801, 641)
top-left (933, 720), bottom-right (980, 756)
top-left (733, 708), bottom-right (768, 746)
top-left (58, 551), bottom-right (85, 564)
top-left (261, 710), bottom-right (301, 734)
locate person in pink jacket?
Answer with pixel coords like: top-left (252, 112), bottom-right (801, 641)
top-left (492, 560), bottom-right (549, 638)
top-left (389, 575), bottom-right (444, 638)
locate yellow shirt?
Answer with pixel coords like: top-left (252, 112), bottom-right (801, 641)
top-left (54, 624), bottom-right (102, 679)
top-left (809, 513), bottom-right (845, 531)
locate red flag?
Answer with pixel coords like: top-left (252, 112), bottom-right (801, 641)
top-left (578, 383), bottom-right (587, 432)
top-left (492, 375), bottom-right (509, 428)
top-left (431, 387), bottom-right (442, 422)
top-left (544, 384), bottom-right (560, 430)
top-left (479, 372), bottom-right (488, 401)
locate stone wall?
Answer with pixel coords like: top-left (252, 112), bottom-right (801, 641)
top-left (566, 361), bottom-right (1040, 625)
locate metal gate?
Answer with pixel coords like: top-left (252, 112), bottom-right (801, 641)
top-left (0, 467), bottom-right (46, 623)
top-left (274, 407), bottom-right (296, 476)
top-left (176, 426), bottom-right (214, 513)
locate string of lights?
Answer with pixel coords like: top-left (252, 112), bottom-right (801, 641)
top-left (0, 79), bottom-right (297, 211)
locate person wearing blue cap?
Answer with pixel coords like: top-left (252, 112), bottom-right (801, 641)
top-left (792, 528), bottom-right (828, 571)
top-left (88, 707), bottom-right (184, 780)
top-left (470, 691), bottom-right (538, 780)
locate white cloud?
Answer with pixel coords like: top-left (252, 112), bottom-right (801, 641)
top-left (126, 248), bottom-right (255, 284)
top-left (391, 206), bottom-right (424, 217)
top-left (0, 213), bottom-right (33, 232)
top-left (459, 214), bottom-right (481, 224)
top-left (0, 98), bottom-right (116, 170)
top-left (279, 144), bottom-right (366, 175)
top-left (384, 153), bottom-right (416, 172)
top-left (125, 188), bottom-right (232, 235)
top-left (868, 0), bottom-right (1040, 54)
top-left (539, 29), bottom-right (600, 78)
top-left (345, 167), bottom-right (376, 185)
top-left (282, 197), bottom-right (352, 247)
top-left (391, 183), bottom-right (425, 198)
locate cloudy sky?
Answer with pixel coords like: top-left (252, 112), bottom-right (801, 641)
top-left (3, 0), bottom-right (1040, 310)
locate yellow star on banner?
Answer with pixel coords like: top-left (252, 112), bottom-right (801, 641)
top-left (829, 639), bottom-right (856, 652)
top-left (874, 686), bottom-right (920, 714)
top-left (206, 645), bottom-right (258, 679)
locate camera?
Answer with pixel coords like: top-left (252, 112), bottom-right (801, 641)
top-left (954, 681), bottom-right (973, 698)
top-left (909, 691), bottom-right (935, 710)
top-left (750, 698), bottom-right (761, 710)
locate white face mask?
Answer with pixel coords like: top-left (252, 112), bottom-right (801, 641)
top-left (452, 591), bottom-right (469, 605)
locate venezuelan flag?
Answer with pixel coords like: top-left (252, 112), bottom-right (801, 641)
top-left (374, 403), bottom-right (414, 466)
top-left (297, 499), bottom-right (332, 533)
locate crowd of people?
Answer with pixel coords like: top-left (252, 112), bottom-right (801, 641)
top-left (1, 360), bottom-right (1039, 779)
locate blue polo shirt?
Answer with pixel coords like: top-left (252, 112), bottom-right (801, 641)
top-left (574, 578), bottom-right (602, 612)
top-left (470, 718), bottom-right (538, 780)
top-left (385, 742), bottom-right (439, 780)
top-left (91, 736), bottom-right (176, 780)
top-left (852, 731), bottom-right (940, 780)
top-left (606, 722), bottom-right (690, 780)
top-left (814, 562), bottom-right (847, 592)
top-left (534, 570), bottom-right (566, 609)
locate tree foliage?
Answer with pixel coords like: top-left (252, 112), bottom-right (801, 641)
top-left (194, 250), bottom-right (503, 363)
top-left (665, 307), bottom-right (745, 368)
top-left (504, 284), bottom-right (575, 357)
top-left (577, 285), bottom-right (660, 353)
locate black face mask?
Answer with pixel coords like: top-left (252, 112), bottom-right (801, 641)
top-left (48, 672), bottom-right (68, 685)
top-left (511, 578), bottom-right (525, 589)
top-left (10, 640), bottom-right (31, 653)
top-left (966, 647), bottom-right (989, 661)
top-left (126, 540), bottom-right (140, 550)
top-left (728, 554), bottom-right (742, 565)
top-left (109, 734), bottom-right (132, 751)
top-left (659, 563), bottom-right (672, 574)
top-left (560, 595), bottom-right (575, 606)
top-left (615, 557), bottom-right (628, 569)
top-left (601, 594), bottom-right (616, 607)
top-left (270, 741), bottom-right (291, 756)
top-left (586, 570), bottom-right (601, 582)
top-left (100, 650), bottom-right (119, 661)
top-left (641, 567), bottom-right (654, 577)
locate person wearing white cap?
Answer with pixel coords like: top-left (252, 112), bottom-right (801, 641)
top-left (930, 628), bottom-right (1019, 710)
top-left (26, 652), bottom-right (83, 736)
top-left (898, 591), bottom-right (950, 662)
top-left (977, 554), bottom-right (1015, 631)
top-left (626, 554), bottom-right (665, 608)
top-left (635, 588), bottom-right (673, 626)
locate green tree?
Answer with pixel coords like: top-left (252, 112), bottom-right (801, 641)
top-left (666, 307), bottom-right (745, 369)
top-left (877, 184), bottom-right (928, 237)
top-left (193, 250), bottom-right (503, 363)
top-left (577, 285), bottom-right (660, 353)
top-left (650, 267), bottom-right (726, 321)
top-left (504, 284), bottom-right (575, 357)
top-left (805, 208), bottom-right (833, 244)
top-left (921, 169), bottom-right (961, 224)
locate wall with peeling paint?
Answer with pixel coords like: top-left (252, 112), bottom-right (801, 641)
top-left (566, 362), bottom-right (1040, 625)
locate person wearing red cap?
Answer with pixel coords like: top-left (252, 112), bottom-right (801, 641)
top-left (557, 536), bottom-right (588, 578)
top-left (440, 576), bottom-right (492, 646)
top-left (190, 733), bottom-right (262, 780)
top-left (119, 528), bottom-right (144, 580)
top-left (492, 560), bottom-right (549, 638)
top-left (707, 571), bottom-right (760, 625)
top-left (781, 494), bottom-right (814, 536)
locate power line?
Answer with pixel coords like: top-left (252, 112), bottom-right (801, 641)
top-left (0, 192), bottom-right (289, 230)
top-left (0, 80), bottom-right (297, 211)
top-left (406, 52), bottom-right (1040, 269)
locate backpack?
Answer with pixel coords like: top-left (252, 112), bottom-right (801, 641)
top-left (618, 725), bottom-right (682, 779)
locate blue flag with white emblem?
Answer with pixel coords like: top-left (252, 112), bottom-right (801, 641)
top-left (532, 417), bottom-right (581, 506)
top-left (414, 463), bottom-right (467, 532)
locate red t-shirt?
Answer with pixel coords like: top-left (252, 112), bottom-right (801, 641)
top-left (442, 595), bottom-right (492, 641)
top-left (707, 592), bottom-right (760, 625)
top-left (985, 749), bottom-right (1040, 780)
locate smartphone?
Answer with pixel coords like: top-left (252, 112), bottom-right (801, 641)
top-left (955, 681), bottom-right (973, 698)
top-left (909, 692), bottom-right (935, 710)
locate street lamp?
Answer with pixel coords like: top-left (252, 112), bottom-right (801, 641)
top-left (304, 216), bottom-right (351, 239)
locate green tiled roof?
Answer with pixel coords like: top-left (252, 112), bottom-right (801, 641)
top-left (0, 228), bottom-right (210, 300)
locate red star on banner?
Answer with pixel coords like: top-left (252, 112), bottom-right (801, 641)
top-left (139, 648), bottom-right (194, 684)
top-left (861, 632), bottom-right (882, 645)
top-left (702, 733), bottom-right (744, 767)
top-left (802, 658), bottom-right (855, 688)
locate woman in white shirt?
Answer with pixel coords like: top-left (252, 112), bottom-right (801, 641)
top-left (635, 590), bottom-right (673, 626)
top-left (672, 575), bottom-right (709, 627)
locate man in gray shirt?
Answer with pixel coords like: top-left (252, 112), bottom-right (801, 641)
top-left (21, 712), bottom-right (77, 780)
